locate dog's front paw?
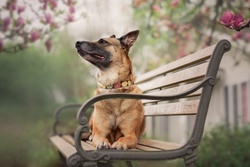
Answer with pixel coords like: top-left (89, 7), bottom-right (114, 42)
top-left (93, 138), bottom-right (111, 150)
top-left (111, 141), bottom-right (128, 150)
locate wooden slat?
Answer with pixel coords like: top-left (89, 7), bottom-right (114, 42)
top-left (62, 135), bottom-right (95, 151)
top-left (51, 135), bottom-right (181, 153)
top-left (144, 100), bottom-right (199, 116)
top-left (135, 144), bottom-right (161, 151)
top-left (142, 81), bottom-right (202, 104)
top-left (136, 44), bottom-right (215, 83)
top-left (50, 135), bottom-right (76, 158)
top-left (138, 138), bottom-right (181, 150)
top-left (138, 62), bottom-right (208, 92)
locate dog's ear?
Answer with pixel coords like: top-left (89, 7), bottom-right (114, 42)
top-left (110, 35), bottom-right (116, 38)
top-left (119, 30), bottom-right (139, 49)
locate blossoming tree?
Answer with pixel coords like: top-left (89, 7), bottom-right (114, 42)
top-left (132, 0), bottom-right (250, 69)
top-left (0, 0), bottom-right (78, 53)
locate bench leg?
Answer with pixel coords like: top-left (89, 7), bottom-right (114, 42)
top-left (125, 161), bottom-right (133, 167)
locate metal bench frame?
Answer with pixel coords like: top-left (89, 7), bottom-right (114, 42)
top-left (51, 40), bottom-right (231, 167)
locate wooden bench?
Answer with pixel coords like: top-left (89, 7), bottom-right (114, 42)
top-left (50, 40), bottom-right (231, 167)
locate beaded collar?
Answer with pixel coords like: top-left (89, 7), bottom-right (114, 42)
top-left (97, 80), bottom-right (133, 89)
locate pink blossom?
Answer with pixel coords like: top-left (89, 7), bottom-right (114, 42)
top-left (67, 0), bottom-right (73, 5)
top-left (246, 33), bottom-right (250, 41)
top-left (3, 17), bottom-right (11, 32)
top-left (219, 10), bottom-right (234, 27)
top-left (17, 6), bottom-right (26, 14)
top-left (49, 0), bottom-right (57, 9)
top-left (0, 39), bottom-right (3, 51)
top-left (44, 13), bottom-right (52, 24)
top-left (171, 0), bottom-right (180, 7)
top-left (232, 32), bottom-right (243, 41)
top-left (50, 21), bottom-right (58, 29)
top-left (177, 48), bottom-right (187, 59)
top-left (231, 14), bottom-right (244, 29)
top-left (6, 0), bottom-right (17, 12)
top-left (67, 15), bottom-right (74, 22)
top-left (45, 39), bottom-right (52, 52)
top-left (69, 6), bottom-right (75, 14)
top-left (152, 4), bottom-right (160, 12)
top-left (42, 0), bottom-right (48, 10)
top-left (30, 30), bottom-right (40, 42)
top-left (16, 17), bottom-right (25, 27)
top-left (133, 0), bottom-right (147, 7)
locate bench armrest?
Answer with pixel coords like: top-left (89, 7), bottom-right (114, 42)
top-left (76, 77), bottom-right (214, 125)
top-left (73, 77), bottom-right (215, 161)
top-left (52, 103), bottom-right (82, 136)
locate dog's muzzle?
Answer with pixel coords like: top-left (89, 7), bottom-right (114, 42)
top-left (75, 41), bottom-right (83, 48)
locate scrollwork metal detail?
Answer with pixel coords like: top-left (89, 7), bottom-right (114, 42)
top-left (184, 150), bottom-right (197, 167)
top-left (183, 138), bottom-right (199, 167)
top-left (79, 116), bottom-right (88, 126)
top-left (208, 77), bottom-right (216, 86)
top-left (67, 153), bottom-right (85, 167)
top-left (222, 40), bottom-right (231, 52)
top-left (88, 151), bottom-right (111, 162)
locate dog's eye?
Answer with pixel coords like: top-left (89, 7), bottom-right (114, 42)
top-left (98, 39), bottom-right (108, 44)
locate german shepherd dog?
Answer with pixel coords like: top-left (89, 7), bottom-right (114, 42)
top-left (75, 30), bottom-right (145, 150)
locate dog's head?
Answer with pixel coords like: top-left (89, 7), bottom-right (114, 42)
top-left (75, 30), bottom-right (139, 71)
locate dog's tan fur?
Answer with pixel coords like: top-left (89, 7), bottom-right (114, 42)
top-left (75, 30), bottom-right (145, 150)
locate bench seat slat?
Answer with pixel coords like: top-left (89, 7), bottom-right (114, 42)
top-left (53, 135), bottom-right (181, 153)
top-left (144, 100), bottom-right (199, 116)
top-left (135, 144), bottom-right (161, 151)
top-left (142, 81), bottom-right (202, 104)
top-left (136, 44), bottom-right (215, 83)
top-left (50, 135), bottom-right (76, 158)
top-left (138, 62), bottom-right (208, 92)
top-left (138, 138), bottom-right (181, 150)
top-left (62, 135), bottom-right (95, 151)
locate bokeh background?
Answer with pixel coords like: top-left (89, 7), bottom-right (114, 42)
top-left (1, 0), bottom-right (250, 167)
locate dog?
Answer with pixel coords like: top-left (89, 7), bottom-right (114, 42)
top-left (75, 30), bottom-right (145, 150)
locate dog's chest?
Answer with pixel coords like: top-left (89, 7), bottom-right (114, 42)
top-left (100, 98), bottom-right (133, 115)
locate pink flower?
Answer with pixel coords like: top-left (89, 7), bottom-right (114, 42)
top-left (30, 30), bottom-right (40, 42)
top-left (246, 33), bottom-right (250, 41)
top-left (231, 14), bottom-right (244, 29)
top-left (232, 32), bottom-right (243, 41)
top-left (6, 0), bottom-right (17, 12)
top-left (16, 17), bottom-right (25, 27)
top-left (219, 10), bottom-right (234, 27)
top-left (49, 0), bottom-right (57, 9)
top-left (152, 4), bottom-right (160, 12)
top-left (50, 21), bottom-right (58, 29)
top-left (44, 13), bottom-right (52, 24)
top-left (67, 15), bottom-right (74, 22)
top-left (0, 39), bottom-right (3, 51)
top-left (171, 0), bottom-right (180, 7)
top-left (3, 17), bottom-right (11, 32)
top-left (69, 6), bottom-right (75, 14)
top-left (67, 0), bottom-right (73, 5)
top-left (17, 6), bottom-right (25, 14)
top-left (45, 39), bottom-right (52, 52)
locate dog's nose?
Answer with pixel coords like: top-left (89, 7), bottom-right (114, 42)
top-left (75, 41), bottom-right (83, 47)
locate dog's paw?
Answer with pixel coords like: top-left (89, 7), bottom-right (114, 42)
top-left (111, 141), bottom-right (128, 150)
top-left (93, 138), bottom-right (111, 150)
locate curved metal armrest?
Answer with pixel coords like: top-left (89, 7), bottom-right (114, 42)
top-left (76, 77), bottom-right (214, 125)
top-left (52, 103), bottom-right (82, 135)
top-left (73, 77), bottom-right (215, 161)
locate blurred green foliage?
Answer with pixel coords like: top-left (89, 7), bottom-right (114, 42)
top-left (0, 32), bottom-right (95, 167)
top-left (197, 125), bottom-right (250, 167)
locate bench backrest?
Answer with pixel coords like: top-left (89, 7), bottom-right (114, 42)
top-left (136, 40), bottom-right (231, 143)
top-left (136, 44), bottom-right (215, 116)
